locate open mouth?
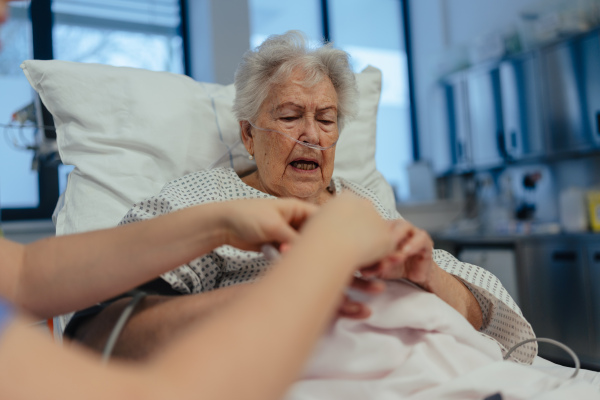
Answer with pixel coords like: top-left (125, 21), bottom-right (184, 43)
top-left (290, 160), bottom-right (319, 171)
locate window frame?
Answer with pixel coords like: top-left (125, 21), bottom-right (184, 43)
top-left (320, 0), bottom-right (418, 159)
top-left (1, 0), bottom-right (190, 222)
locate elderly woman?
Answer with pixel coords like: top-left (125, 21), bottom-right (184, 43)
top-left (70, 31), bottom-right (536, 365)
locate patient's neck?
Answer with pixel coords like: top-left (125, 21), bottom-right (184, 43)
top-left (239, 171), bottom-right (333, 205)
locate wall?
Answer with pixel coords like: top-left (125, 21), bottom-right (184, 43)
top-left (187, 0), bottom-right (251, 85)
top-left (1, 219), bottom-right (55, 243)
top-left (409, 0), bottom-right (600, 229)
top-left (409, 0), bottom-right (541, 173)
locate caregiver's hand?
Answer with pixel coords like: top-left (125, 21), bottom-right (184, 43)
top-left (292, 194), bottom-right (406, 319)
top-left (299, 194), bottom-right (405, 270)
top-left (221, 198), bottom-right (318, 252)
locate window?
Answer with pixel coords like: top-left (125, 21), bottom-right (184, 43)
top-left (247, 0), bottom-right (414, 201)
top-left (0, 1), bottom-right (39, 210)
top-left (248, 0), bottom-right (323, 48)
top-left (329, 0), bottom-right (412, 201)
top-left (0, 0), bottom-right (187, 221)
top-left (52, 0), bottom-right (184, 73)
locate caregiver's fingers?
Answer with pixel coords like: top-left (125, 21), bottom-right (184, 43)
top-left (264, 199), bottom-right (319, 244)
top-left (349, 276), bottom-right (386, 293)
top-left (236, 199), bottom-right (317, 251)
top-left (358, 263), bottom-right (384, 279)
top-left (276, 198), bottom-right (319, 230)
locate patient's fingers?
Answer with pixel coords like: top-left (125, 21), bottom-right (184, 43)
top-left (338, 295), bottom-right (371, 319)
top-left (359, 220), bottom-right (435, 282)
top-left (388, 227), bottom-right (435, 284)
top-left (355, 220), bottom-right (411, 279)
top-left (395, 228), bottom-right (433, 261)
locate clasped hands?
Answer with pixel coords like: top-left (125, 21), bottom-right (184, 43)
top-left (333, 204), bottom-right (438, 320)
top-left (220, 194), bottom-right (437, 321)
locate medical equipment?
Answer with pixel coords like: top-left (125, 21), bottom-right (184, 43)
top-left (248, 121), bottom-right (338, 151)
top-left (98, 244), bottom-right (289, 362)
top-left (505, 337), bottom-right (581, 379)
top-left (206, 119), bottom-right (339, 172)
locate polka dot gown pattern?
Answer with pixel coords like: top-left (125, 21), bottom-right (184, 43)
top-left (120, 167), bottom-right (536, 364)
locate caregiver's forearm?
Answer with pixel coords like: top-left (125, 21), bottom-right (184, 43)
top-left (72, 284), bottom-right (248, 360)
top-left (428, 264), bottom-right (483, 330)
top-left (13, 203), bottom-right (229, 319)
top-left (145, 228), bottom-right (360, 400)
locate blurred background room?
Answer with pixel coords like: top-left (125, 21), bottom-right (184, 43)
top-left (3, 0), bottom-right (600, 370)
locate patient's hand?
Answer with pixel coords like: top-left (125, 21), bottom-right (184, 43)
top-left (338, 277), bottom-right (386, 319)
top-left (357, 220), bottom-right (483, 329)
top-left (359, 219), bottom-right (437, 291)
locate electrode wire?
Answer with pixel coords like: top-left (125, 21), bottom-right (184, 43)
top-left (102, 290), bottom-right (147, 363)
top-left (504, 337), bottom-right (580, 379)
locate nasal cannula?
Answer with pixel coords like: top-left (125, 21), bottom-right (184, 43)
top-left (206, 121), bottom-right (337, 171)
top-left (248, 121), bottom-right (338, 151)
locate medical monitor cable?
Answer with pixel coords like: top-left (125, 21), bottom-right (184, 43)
top-left (247, 121), bottom-right (338, 151)
top-left (503, 337), bottom-right (580, 379)
top-left (262, 247), bottom-right (583, 384)
top-left (102, 289), bottom-right (147, 363)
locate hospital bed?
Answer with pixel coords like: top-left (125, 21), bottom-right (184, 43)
top-left (21, 59), bottom-right (600, 398)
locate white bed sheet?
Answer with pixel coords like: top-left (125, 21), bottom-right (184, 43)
top-left (530, 356), bottom-right (600, 387)
top-left (283, 282), bottom-right (600, 399)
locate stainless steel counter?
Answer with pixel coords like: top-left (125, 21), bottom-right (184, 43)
top-left (433, 231), bottom-right (600, 245)
top-left (433, 231), bottom-right (600, 370)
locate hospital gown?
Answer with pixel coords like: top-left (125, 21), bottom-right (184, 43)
top-left (120, 167), bottom-right (537, 364)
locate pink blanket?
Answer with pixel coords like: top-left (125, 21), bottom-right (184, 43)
top-left (284, 282), bottom-right (598, 399)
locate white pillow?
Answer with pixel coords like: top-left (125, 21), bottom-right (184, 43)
top-left (21, 60), bottom-right (395, 235)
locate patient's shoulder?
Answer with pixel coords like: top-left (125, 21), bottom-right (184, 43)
top-left (164, 167), bottom-right (236, 189)
top-left (122, 168), bottom-right (240, 225)
top-left (158, 167), bottom-right (241, 203)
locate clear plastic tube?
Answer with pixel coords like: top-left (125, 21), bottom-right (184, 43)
top-left (248, 121), bottom-right (338, 151)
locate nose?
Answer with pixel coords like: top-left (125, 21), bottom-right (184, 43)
top-left (297, 118), bottom-right (320, 145)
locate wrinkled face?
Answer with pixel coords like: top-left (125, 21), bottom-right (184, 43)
top-left (241, 69), bottom-right (339, 204)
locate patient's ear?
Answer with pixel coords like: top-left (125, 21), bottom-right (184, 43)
top-left (240, 120), bottom-right (254, 154)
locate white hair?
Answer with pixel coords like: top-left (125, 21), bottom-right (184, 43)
top-left (233, 30), bottom-right (358, 132)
